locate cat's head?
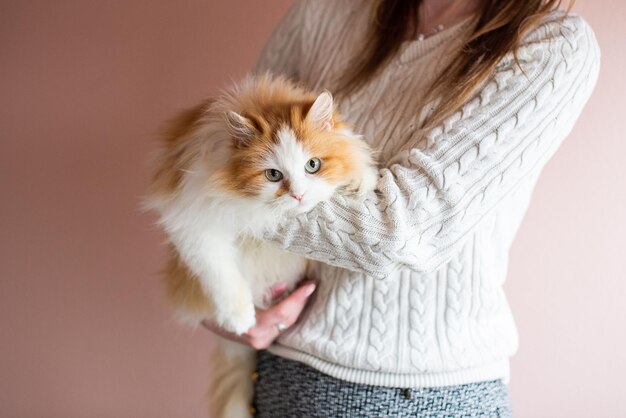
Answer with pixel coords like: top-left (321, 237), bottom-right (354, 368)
top-left (217, 89), bottom-right (363, 214)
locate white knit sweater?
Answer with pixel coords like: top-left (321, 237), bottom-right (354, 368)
top-left (254, 0), bottom-right (600, 388)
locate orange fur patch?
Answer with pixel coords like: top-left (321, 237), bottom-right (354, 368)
top-left (148, 74), bottom-right (373, 200)
top-left (164, 246), bottom-right (214, 316)
top-left (301, 125), bottom-right (367, 186)
top-left (148, 100), bottom-right (213, 197)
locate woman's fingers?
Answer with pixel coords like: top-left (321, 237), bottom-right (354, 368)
top-left (201, 280), bottom-right (317, 350)
top-left (246, 280), bottom-right (316, 349)
top-left (265, 280), bottom-right (317, 328)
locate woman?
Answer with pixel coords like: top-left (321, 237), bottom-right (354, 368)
top-left (204, 0), bottom-right (600, 415)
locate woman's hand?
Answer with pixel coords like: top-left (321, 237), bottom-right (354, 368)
top-left (202, 280), bottom-right (316, 350)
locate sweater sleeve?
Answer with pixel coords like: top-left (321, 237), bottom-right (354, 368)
top-left (252, 0), bottom-right (307, 80)
top-left (265, 15), bottom-right (601, 279)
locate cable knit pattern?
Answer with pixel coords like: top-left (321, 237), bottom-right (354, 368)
top-left (256, 0), bottom-right (600, 388)
top-left (328, 270), bottom-right (362, 365)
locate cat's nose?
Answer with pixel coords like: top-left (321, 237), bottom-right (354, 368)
top-left (290, 193), bottom-right (303, 202)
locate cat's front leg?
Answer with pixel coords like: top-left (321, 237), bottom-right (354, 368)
top-left (211, 272), bottom-right (256, 335)
top-left (176, 232), bottom-right (256, 335)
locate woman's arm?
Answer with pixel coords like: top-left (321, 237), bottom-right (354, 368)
top-left (264, 15), bottom-right (601, 279)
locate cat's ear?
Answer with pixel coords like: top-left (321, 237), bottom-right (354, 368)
top-left (306, 91), bottom-right (334, 131)
top-left (225, 111), bottom-right (256, 147)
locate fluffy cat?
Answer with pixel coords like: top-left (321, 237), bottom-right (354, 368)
top-left (145, 74), bottom-right (377, 417)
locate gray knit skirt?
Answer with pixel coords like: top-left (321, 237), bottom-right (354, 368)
top-left (253, 351), bottom-right (512, 417)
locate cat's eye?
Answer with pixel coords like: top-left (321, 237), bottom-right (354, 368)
top-left (265, 168), bottom-right (283, 182)
top-left (305, 158), bottom-right (321, 174)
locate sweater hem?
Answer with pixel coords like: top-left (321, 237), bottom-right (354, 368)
top-left (267, 344), bottom-right (510, 389)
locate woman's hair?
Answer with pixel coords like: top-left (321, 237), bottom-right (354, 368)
top-left (337, 0), bottom-right (571, 129)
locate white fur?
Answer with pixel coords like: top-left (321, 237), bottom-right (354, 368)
top-left (206, 339), bottom-right (256, 418)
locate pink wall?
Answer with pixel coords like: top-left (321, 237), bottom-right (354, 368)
top-left (0, 1), bottom-right (623, 417)
top-left (507, 2), bottom-right (626, 417)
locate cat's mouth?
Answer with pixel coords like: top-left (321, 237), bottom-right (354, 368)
top-left (289, 199), bottom-right (316, 213)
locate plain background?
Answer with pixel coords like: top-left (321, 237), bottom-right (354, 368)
top-left (1, 1), bottom-right (624, 417)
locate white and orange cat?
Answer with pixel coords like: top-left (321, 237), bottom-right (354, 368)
top-left (145, 74), bottom-right (377, 417)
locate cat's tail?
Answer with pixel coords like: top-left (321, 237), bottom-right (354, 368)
top-left (208, 339), bottom-right (256, 418)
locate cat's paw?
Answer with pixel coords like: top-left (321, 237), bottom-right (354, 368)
top-left (216, 298), bottom-right (256, 335)
top-left (346, 166), bottom-right (379, 199)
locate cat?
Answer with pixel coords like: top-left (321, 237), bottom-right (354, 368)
top-left (144, 74), bottom-right (378, 417)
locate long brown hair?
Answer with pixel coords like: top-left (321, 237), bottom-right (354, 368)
top-left (337, 0), bottom-right (571, 129)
